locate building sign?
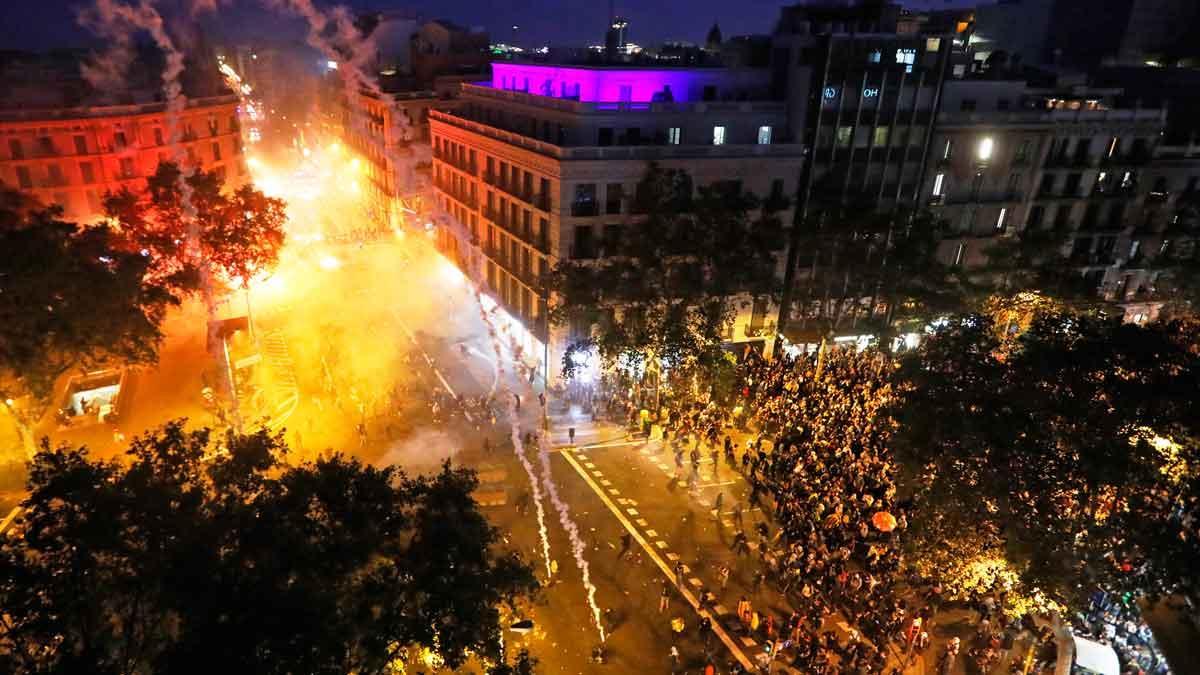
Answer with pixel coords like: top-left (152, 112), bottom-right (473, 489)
top-left (823, 86), bottom-right (838, 99)
top-left (863, 87), bottom-right (880, 98)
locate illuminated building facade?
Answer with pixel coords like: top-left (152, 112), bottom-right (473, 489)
top-left (430, 62), bottom-right (804, 380)
top-left (0, 94), bottom-right (245, 223)
top-left (926, 79), bottom-right (1200, 321)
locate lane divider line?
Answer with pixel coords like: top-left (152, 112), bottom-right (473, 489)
top-left (558, 448), bottom-right (756, 672)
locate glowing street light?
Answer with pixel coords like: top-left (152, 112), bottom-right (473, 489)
top-left (977, 137), bottom-right (994, 161)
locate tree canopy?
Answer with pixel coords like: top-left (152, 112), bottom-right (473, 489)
top-left (785, 205), bottom-right (968, 344)
top-left (0, 194), bottom-right (176, 451)
top-left (104, 162), bottom-right (287, 294)
top-left (0, 421), bottom-right (538, 674)
top-left (892, 311), bottom-right (1200, 607)
top-left (548, 163), bottom-right (784, 378)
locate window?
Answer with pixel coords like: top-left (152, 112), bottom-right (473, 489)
top-left (868, 50), bottom-right (882, 64)
top-left (757, 126), bottom-right (773, 145)
top-left (872, 126), bottom-right (889, 147)
top-left (1027, 205), bottom-right (1044, 228)
top-left (925, 37), bottom-right (941, 52)
top-left (1007, 172), bottom-right (1021, 193)
top-left (997, 99), bottom-right (1010, 111)
top-left (15, 166), bottom-right (31, 189)
top-left (836, 126), bottom-right (853, 148)
top-left (8, 139), bottom-right (23, 160)
top-left (571, 183), bottom-right (598, 217)
top-left (120, 157), bottom-right (135, 178)
top-left (712, 126), bottom-right (727, 145)
top-left (598, 128), bottom-right (614, 146)
top-left (573, 225), bottom-right (596, 258)
top-left (38, 136), bottom-right (54, 155)
top-left (896, 48), bottom-right (916, 73)
top-left (47, 163), bottom-right (64, 185)
top-left (952, 242), bottom-right (966, 266)
top-left (212, 141), bottom-right (222, 161)
top-left (618, 85), bottom-right (632, 102)
top-left (1039, 174), bottom-right (1055, 196)
top-left (995, 207), bottom-right (1008, 232)
top-left (602, 224), bottom-right (622, 255)
top-left (1064, 173), bottom-right (1082, 196)
top-left (80, 161), bottom-right (95, 184)
top-left (114, 131), bottom-right (127, 148)
top-left (960, 99), bottom-right (977, 112)
top-left (1106, 136), bottom-right (1120, 157)
top-left (73, 135), bottom-right (87, 155)
top-left (667, 127), bottom-right (681, 145)
top-left (932, 172), bottom-right (945, 197)
top-left (605, 183), bottom-right (623, 215)
top-left (1014, 139), bottom-right (1031, 162)
top-left (942, 138), bottom-right (953, 160)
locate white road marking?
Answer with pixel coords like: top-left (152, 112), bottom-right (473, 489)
top-left (557, 449), bottom-right (756, 672)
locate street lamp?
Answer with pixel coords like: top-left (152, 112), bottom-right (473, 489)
top-left (977, 136), bottom-right (994, 162)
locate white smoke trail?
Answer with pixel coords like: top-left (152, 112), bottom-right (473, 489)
top-left (262, 0), bottom-right (600, 639)
top-left (79, 0), bottom-right (232, 424)
top-left (504, 340), bottom-right (607, 643)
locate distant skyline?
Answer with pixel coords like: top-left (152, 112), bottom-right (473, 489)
top-left (1, 0), bottom-right (991, 55)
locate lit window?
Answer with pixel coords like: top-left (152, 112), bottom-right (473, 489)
top-left (977, 137), bottom-right (994, 161)
top-left (713, 126), bottom-right (726, 145)
top-left (995, 208), bottom-right (1007, 231)
top-left (836, 126), bottom-right (852, 148)
top-left (757, 126), bottom-right (772, 145)
top-left (932, 172), bottom-right (945, 197)
top-left (868, 50), bottom-right (881, 64)
top-left (896, 48), bottom-right (916, 65)
top-left (926, 38), bottom-right (941, 52)
top-left (668, 127), bottom-right (681, 145)
top-left (873, 126), bottom-right (889, 147)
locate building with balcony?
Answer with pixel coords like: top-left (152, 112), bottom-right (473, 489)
top-left (923, 79), bottom-right (1194, 318)
top-left (0, 94), bottom-right (245, 223)
top-left (430, 61), bottom-right (804, 380)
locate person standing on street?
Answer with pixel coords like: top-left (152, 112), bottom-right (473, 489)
top-left (713, 492), bottom-right (724, 520)
top-left (659, 581), bottom-right (672, 613)
top-left (617, 531), bottom-right (633, 561)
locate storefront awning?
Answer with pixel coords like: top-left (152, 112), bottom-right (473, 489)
top-left (1072, 635), bottom-right (1120, 675)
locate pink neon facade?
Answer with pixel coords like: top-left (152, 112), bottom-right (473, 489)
top-left (491, 62), bottom-right (723, 103)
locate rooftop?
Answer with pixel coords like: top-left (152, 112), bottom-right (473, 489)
top-left (488, 62), bottom-right (771, 104)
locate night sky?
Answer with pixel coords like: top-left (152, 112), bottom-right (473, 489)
top-left (0, 0), bottom-right (986, 54)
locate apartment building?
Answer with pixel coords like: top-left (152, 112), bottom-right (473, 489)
top-left (924, 79), bottom-right (1196, 318)
top-left (0, 94), bottom-right (245, 223)
top-left (429, 61), bottom-right (804, 379)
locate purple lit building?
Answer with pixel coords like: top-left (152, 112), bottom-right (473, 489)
top-left (430, 61), bottom-right (805, 379)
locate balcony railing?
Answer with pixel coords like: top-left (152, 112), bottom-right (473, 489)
top-left (434, 148), bottom-right (477, 175)
top-left (570, 202), bottom-right (599, 217)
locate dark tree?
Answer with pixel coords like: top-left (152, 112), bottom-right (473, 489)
top-left (783, 205), bottom-right (967, 347)
top-left (549, 163), bottom-right (783, 379)
top-left (894, 312), bottom-right (1200, 607)
top-left (0, 422), bottom-right (538, 674)
top-left (0, 196), bottom-right (176, 454)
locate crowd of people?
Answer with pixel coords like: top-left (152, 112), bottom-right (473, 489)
top-left (725, 348), bottom-right (916, 671)
top-left (620, 346), bottom-right (1035, 674)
